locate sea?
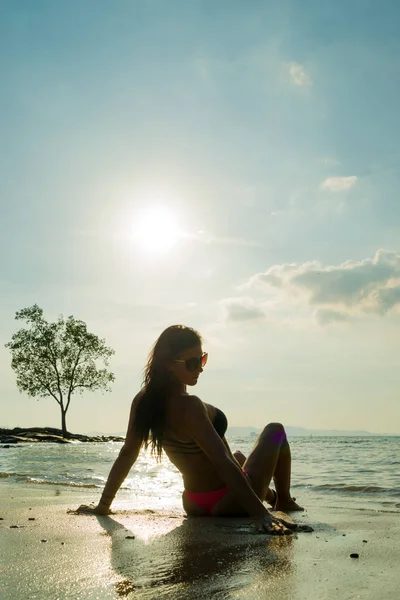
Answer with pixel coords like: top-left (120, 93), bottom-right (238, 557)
top-left (1, 435), bottom-right (399, 513)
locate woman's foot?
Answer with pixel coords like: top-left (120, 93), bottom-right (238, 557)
top-left (266, 488), bottom-right (277, 508)
top-left (274, 497), bottom-right (304, 512)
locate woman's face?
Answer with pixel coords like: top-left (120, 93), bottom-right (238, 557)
top-left (168, 344), bottom-right (205, 387)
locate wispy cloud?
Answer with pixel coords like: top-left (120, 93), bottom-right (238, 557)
top-left (314, 308), bottom-right (351, 325)
top-left (220, 296), bottom-right (266, 323)
top-left (286, 62), bottom-right (312, 87)
top-left (318, 157), bottom-right (340, 167)
top-left (320, 176), bottom-right (358, 192)
top-left (185, 230), bottom-right (265, 248)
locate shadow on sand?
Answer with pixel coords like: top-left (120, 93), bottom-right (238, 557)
top-left (94, 511), bottom-right (298, 600)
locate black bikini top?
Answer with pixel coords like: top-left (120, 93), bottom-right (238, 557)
top-left (163, 407), bottom-right (228, 455)
top-left (213, 407), bottom-right (228, 438)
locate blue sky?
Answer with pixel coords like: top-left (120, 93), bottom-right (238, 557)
top-left (1, 0), bottom-right (399, 434)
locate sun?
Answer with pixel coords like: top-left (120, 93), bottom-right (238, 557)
top-left (134, 206), bottom-right (180, 254)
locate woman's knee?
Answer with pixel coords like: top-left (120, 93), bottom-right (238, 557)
top-left (261, 422), bottom-right (286, 442)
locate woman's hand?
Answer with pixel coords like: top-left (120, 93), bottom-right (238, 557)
top-left (254, 512), bottom-right (294, 535)
top-left (233, 450), bottom-right (246, 467)
top-left (253, 512), bottom-right (313, 535)
top-left (76, 503), bottom-right (111, 516)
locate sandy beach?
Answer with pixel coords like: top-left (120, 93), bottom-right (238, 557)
top-left (0, 482), bottom-right (399, 600)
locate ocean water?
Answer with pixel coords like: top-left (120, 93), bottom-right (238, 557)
top-left (1, 435), bottom-right (399, 513)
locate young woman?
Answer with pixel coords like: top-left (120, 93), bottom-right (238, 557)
top-left (78, 325), bottom-right (305, 535)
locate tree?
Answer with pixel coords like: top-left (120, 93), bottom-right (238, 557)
top-left (5, 304), bottom-right (115, 437)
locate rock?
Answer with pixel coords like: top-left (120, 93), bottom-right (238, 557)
top-left (28, 518), bottom-right (35, 521)
top-left (41, 539), bottom-right (48, 543)
top-left (363, 540), bottom-right (368, 543)
top-left (3, 445), bottom-right (11, 448)
top-left (125, 535), bottom-right (135, 539)
top-left (0, 517), bottom-right (4, 520)
top-left (0, 427), bottom-right (124, 444)
top-left (350, 553), bottom-right (359, 558)
top-left (10, 525), bottom-right (21, 528)
top-left (342, 534), bottom-right (346, 536)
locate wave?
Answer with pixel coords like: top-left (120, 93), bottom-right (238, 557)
top-left (335, 439), bottom-right (373, 444)
top-left (0, 472), bottom-right (134, 490)
top-left (309, 483), bottom-right (399, 494)
top-left (1, 472), bottom-right (100, 488)
top-left (26, 478), bottom-right (101, 488)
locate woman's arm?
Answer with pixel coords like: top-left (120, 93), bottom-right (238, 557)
top-left (221, 437), bottom-right (246, 467)
top-left (78, 396), bottom-right (142, 514)
top-left (184, 396), bottom-right (300, 534)
top-left (97, 440), bottom-right (141, 510)
top-left (184, 396), bottom-right (269, 518)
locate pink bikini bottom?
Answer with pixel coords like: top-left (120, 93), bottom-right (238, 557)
top-left (184, 471), bottom-right (248, 515)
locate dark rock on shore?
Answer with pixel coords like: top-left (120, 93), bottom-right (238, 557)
top-left (0, 427), bottom-right (125, 444)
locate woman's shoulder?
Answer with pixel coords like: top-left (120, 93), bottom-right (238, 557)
top-left (183, 394), bottom-right (216, 421)
top-left (131, 389), bottom-right (145, 408)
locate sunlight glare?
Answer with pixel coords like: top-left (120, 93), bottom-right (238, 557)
top-left (134, 206), bottom-right (180, 254)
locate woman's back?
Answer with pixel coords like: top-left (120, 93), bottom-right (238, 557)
top-left (160, 392), bottom-right (229, 493)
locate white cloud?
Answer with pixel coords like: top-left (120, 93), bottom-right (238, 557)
top-left (320, 176), bottom-right (358, 192)
top-left (287, 62), bottom-right (312, 87)
top-left (230, 249), bottom-right (400, 325)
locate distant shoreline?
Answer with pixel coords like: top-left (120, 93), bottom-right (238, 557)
top-left (227, 426), bottom-right (399, 437)
top-left (1, 426), bottom-right (398, 447)
top-left (0, 427), bottom-right (124, 446)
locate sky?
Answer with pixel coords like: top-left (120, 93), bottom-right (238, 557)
top-left (1, 0), bottom-right (400, 435)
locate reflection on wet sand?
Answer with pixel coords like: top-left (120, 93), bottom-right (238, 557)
top-left (96, 511), bottom-right (296, 599)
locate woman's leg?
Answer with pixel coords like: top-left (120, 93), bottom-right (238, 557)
top-left (242, 423), bottom-right (303, 511)
top-left (211, 424), bottom-right (302, 516)
top-left (233, 450), bottom-right (276, 506)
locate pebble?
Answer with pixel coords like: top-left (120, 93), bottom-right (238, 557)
top-left (41, 539), bottom-right (48, 543)
top-left (0, 517), bottom-right (4, 520)
top-left (350, 553), bottom-right (359, 558)
top-left (125, 535), bottom-right (135, 539)
top-left (28, 518), bottom-right (35, 521)
top-left (10, 525), bottom-right (20, 529)
top-left (363, 540), bottom-right (368, 543)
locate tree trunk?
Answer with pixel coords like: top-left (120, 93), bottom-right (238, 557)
top-left (61, 408), bottom-right (68, 438)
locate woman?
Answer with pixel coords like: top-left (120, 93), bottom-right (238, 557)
top-left (78, 325), bottom-right (306, 535)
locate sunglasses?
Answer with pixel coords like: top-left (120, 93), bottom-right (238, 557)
top-left (173, 352), bottom-right (208, 372)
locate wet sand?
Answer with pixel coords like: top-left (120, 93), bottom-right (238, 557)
top-left (0, 482), bottom-right (399, 600)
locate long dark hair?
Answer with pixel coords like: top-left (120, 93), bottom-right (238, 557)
top-left (135, 325), bottom-right (202, 461)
